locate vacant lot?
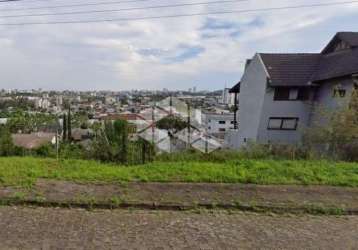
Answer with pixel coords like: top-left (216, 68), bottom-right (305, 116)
top-left (0, 206), bottom-right (357, 249)
top-left (0, 157), bottom-right (358, 187)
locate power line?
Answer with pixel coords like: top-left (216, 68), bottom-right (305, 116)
top-left (0, 0), bottom-right (56, 2)
top-left (0, 0), bottom-right (158, 12)
top-left (0, 0), bottom-right (22, 2)
top-left (0, 0), bottom-right (248, 19)
top-left (0, 0), bottom-right (357, 26)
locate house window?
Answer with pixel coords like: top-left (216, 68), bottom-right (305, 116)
top-left (274, 88), bottom-right (290, 100)
top-left (333, 84), bottom-right (346, 98)
top-left (219, 128), bottom-right (226, 132)
top-left (230, 121), bottom-right (235, 124)
top-left (218, 121), bottom-right (226, 124)
top-left (268, 117), bottom-right (299, 130)
top-left (274, 87), bottom-right (310, 101)
top-left (289, 88), bottom-right (299, 100)
top-left (268, 118), bottom-right (282, 130)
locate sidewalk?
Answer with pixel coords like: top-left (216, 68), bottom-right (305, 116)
top-left (1, 180), bottom-right (358, 214)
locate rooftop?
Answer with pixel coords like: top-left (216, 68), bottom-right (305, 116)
top-left (254, 32), bottom-right (358, 87)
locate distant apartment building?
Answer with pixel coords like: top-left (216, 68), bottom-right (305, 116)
top-left (202, 112), bottom-right (235, 139)
top-left (229, 32), bottom-right (358, 148)
top-left (105, 96), bottom-right (117, 105)
top-left (56, 95), bottom-right (63, 107)
top-left (221, 88), bottom-right (232, 105)
top-left (34, 97), bottom-right (50, 110)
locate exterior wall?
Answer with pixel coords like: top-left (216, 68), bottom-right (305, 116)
top-left (310, 77), bottom-right (355, 125)
top-left (256, 87), bottom-right (314, 145)
top-left (234, 54), bottom-right (269, 148)
top-left (203, 113), bottom-right (235, 139)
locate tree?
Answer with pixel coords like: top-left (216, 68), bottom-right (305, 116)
top-left (67, 106), bottom-right (72, 141)
top-left (62, 114), bottom-right (67, 142)
top-left (113, 120), bottom-right (128, 163)
top-left (0, 126), bottom-right (15, 156)
top-left (89, 120), bottom-right (130, 163)
top-left (156, 115), bottom-right (188, 134)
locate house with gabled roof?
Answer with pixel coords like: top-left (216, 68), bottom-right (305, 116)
top-left (229, 32), bottom-right (358, 148)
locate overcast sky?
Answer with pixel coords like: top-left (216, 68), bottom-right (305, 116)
top-left (0, 0), bottom-right (357, 91)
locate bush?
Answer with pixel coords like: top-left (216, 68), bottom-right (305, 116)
top-left (0, 125), bottom-right (15, 156)
top-left (303, 88), bottom-right (358, 161)
top-left (35, 144), bottom-right (56, 158)
top-left (60, 143), bottom-right (85, 159)
top-left (239, 142), bottom-right (311, 160)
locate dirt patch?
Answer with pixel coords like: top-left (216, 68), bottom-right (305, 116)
top-left (0, 207), bottom-right (357, 249)
top-left (1, 180), bottom-right (358, 213)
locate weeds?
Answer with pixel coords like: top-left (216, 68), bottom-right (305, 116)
top-left (0, 157), bottom-right (357, 188)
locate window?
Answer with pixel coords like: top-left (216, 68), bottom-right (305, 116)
top-left (274, 87), bottom-right (310, 101)
top-left (333, 84), bottom-right (346, 98)
top-left (289, 88), bottom-right (299, 100)
top-left (268, 118), bottom-right (282, 130)
top-left (219, 128), bottom-right (226, 132)
top-left (334, 41), bottom-right (350, 52)
top-left (268, 117), bottom-right (299, 130)
top-left (274, 88), bottom-right (290, 100)
top-left (230, 121), bottom-right (235, 124)
top-left (282, 119), bottom-right (298, 130)
top-left (218, 121), bottom-right (226, 124)
top-left (297, 88), bottom-right (310, 100)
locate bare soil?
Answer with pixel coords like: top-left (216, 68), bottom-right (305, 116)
top-left (0, 206), bottom-right (357, 249)
top-left (2, 180), bottom-right (357, 213)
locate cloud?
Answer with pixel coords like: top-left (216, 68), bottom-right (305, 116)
top-left (0, 0), bottom-right (357, 90)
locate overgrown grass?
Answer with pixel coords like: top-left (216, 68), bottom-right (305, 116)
top-left (0, 157), bottom-right (358, 188)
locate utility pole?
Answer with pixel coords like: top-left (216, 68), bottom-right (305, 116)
top-left (187, 101), bottom-right (191, 149)
top-left (56, 115), bottom-right (60, 160)
top-left (67, 105), bottom-right (72, 141)
top-left (169, 95), bottom-right (173, 153)
top-left (151, 104), bottom-right (155, 145)
top-left (233, 92), bottom-right (238, 130)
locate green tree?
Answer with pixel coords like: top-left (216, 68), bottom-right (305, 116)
top-left (113, 120), bottom-right (128, 163)
top-left (67, 107), bottom-right (72, 141)
top-left (156, 115), bottom-right (188, 133)
top-left (0, 126), bottom-right (15, 156)
top-left (89, 120), bottom-right (130, 163)
top-left (62, 114), bottom-right (67, 142)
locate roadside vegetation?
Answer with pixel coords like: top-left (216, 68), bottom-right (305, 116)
top-left (0, 157), bottom-right (357, 188)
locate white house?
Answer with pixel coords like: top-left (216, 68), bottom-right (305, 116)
top-left (229, 32), bottom-right (358, 149)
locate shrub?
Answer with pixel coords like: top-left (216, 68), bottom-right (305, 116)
top-left (0, 125), bottom-right (15, 156)
top-left (303, 88), bottom-right (358, 161)
top-left (35, 144), bottom-right (56, 158)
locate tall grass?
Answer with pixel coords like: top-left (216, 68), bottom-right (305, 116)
top-left (0, 157), bottom-right (357, 188)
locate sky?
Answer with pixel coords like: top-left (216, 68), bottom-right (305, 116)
top-left (0, 0), bottom-right (358, 91)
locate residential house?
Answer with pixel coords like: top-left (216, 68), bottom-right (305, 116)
top-left (12, 132), bottom-right (57, 150)
top-left (229, 32), bottom-right (358, 148)
top-left (0, 118), bottom-right (8, 125)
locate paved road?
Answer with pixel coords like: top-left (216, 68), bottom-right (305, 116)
top-left (0, 206), bottom-right (357, 250)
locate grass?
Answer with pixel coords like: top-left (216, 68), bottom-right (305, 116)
top-left (0, 157), bottom-right (357, 188)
